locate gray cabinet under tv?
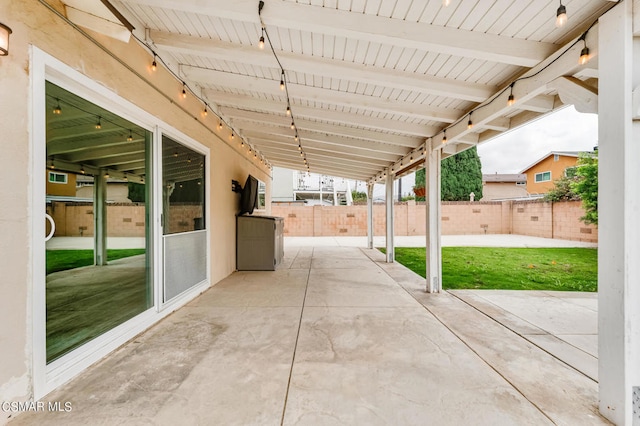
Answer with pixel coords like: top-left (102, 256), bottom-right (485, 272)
top-left (236, 215), bottom-right (284, 271)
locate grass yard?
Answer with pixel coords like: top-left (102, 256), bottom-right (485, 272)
top-left (382, 247), bottom-right (597, 292)
top-left (46, 249), bottom-right (146, 274)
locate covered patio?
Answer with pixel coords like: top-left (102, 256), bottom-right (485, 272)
top-left (9, 241), bottom-right (604, 425)
top-left (2, 1), bottom-right (639, 424)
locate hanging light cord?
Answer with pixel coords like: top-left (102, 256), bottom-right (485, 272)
top-left (259, 1), bottom-right (310, 173)
top-left (36, 0), bottom-right (270, 170)
top-left (439, 15), bottom-right (602, 142)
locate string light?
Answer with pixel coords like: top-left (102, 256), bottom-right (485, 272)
top-left (442, 130), bottom-right (447, 144)
top-left (259, 28), bottom-right (265, 49)
top-left (231, 132), bottom-right (235, 140)
top-left (579, 33), bottom-right (590, 65)
top-left (53, 98), bottom-right (62, 115)
top-left (127, 129), bottom-right (133, 142)
top-left (556, 1), bottom-right (567, 28)
top-left (131, 36), bottom-right (264, 171)
top-left (80, 165), bottom-right (85, 174)
top-left (507, 83), bottom-right (515, 106)
top-left (467, 112), bottom-right (473, 130)
top-left (443, 0), bottom-right (451, 6)
top-left (258, 1), bottom-right (308, 172)
top-left (95, 116), bottom-right (102, 129)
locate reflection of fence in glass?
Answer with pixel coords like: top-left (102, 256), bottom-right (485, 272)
top-left (162, 136), bottom-right (206, 235)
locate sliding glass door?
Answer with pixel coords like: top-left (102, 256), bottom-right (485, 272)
top-left (45, 81), bottom-right (152, 363)
top-left (161, 135), bottom-right (207, 302)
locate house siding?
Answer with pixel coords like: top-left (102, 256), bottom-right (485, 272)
top-left (523, 155), bottom-right (579, 194)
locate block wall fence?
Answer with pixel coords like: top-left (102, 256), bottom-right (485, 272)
top-left (46, 200), bottom-right (597, 243)
top-left (271, 200), bottom-right (598, 243)
top-left (46, 202), bottom-right (203, 237)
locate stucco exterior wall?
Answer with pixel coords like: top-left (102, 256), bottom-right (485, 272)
top-left (481, 182), bottom-right (529, 200)
top-left (0, 0), bottom-right (271, 416)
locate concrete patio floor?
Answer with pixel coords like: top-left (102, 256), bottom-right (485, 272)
top-left (11, 241), bottom-right (606, 425)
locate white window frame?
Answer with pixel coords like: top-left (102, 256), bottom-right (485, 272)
top-left (48, 171), bottom-right (68, 184)
top-left (534, 171), bottom-right (551, 183)
top-left (30, 47), bottom-right (210, 400)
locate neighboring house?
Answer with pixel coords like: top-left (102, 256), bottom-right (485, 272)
top-left (520, 151), bottom-right (583, 194)
top-left (481, 173), bottom-right (529, 200)
top-left (272, 167), bottom-right (356, 205)
top-left (46, 169), bottom-right (77, 197)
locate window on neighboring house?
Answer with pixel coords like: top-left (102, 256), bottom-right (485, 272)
top-left (554, 154), bottom-right (560, 161)
top-left (535, 171), bottom-right (551, 183)
top-left (48, 171), bottom-right (68, 184)
top-left (515, 181), bottom-right (526, 186)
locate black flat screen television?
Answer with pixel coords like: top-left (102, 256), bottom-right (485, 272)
top-left (239, 174), bottom-right (259, 215)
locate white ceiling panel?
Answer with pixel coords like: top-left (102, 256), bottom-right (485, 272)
top-left (112, 0), bottom-right (615, 182)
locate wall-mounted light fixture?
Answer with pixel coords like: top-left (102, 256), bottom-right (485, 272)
top-left (0, 23), bottom-right (12, 56)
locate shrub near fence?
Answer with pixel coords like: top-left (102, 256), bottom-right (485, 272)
top-left (271, 200), bottom-right (597, 243)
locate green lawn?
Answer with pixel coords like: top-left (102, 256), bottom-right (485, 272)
top-left (381, 247), bottom-right (597, 291)
top-left (46, 249), bottom-right (146, 274)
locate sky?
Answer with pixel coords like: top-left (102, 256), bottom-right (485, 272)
top-left (374, 105), bottom-right (598, 198)
top-left (477, 105), bottom-right (598, 174)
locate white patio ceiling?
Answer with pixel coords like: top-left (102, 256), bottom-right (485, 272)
top-left (110, 0), bottom-right (612, 183)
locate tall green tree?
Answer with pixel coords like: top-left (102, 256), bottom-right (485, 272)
top-left (571, 152), bottom-right (598, 225)
top-left (414, 146), bottom-right (483, 201)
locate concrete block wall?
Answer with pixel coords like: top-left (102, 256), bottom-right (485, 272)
top-left (271, 200), bottom-right (597, 243)
top-left (512, 201), bottom-right (553, 239)
top-left (440, 202), bottom-right (504, 235)
top-left (552, 201), bottom-right (598, 242)
top-left (47, 202), bottom-right (202, 237)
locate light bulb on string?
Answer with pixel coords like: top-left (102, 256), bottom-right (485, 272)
top-left (280, 71), bottom-right (285, 91)
top-left (95, 116), bottom-right (102, 129)
top-left (579, 33), bottom-right (590, 65)
top-left (443, 0), bottom-right (451, 6)
top-left (442, 130), bottom-right (447, 144)
top-left (53, 98), bottom-right (62, 115)
top-left (203, 104), bottom-right (208, 116)
top-left (467, 112), bottom-right (473, 130)
top-left (127, 130), bottom-right (133, 142)
top-left (294, 133), bottom-right (299, 142)
top-left (291, 122), bottom-right (295, 130)
top-left (231, 132), bottom-right (235, 140)
top-left (218, 121), bottom-right (223, 130)
top-left (556, 1), bottom-right (567, 28)
top-left (507, 83), bottom-right (515, 106)
top-left (286, 106), bottom-right (291, 116)
top-left (259, 28), bottom-right (265, 49)
top-left (151, 53), bottom-right (157, 71)
top-left (182, 82), bottom-right (187, 99)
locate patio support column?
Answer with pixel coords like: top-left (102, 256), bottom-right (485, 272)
top-left (367, 183), bottom-right (374, 249)
top-left (598, 2), bottom-right (640, 424)
top-left (425, 148), bottom-right (442, 293)
top-left (385, 170), bottom-right (394, 262)
top-left (94, 169), bottom-right (107, 266)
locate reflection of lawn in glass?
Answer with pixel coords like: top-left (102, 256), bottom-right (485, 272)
top-left (46, 249), bottom-right (146, 274)
top-left (46, 250), bottom-right (149, 363)
top-left (380, 247), bottom-right (597, 292)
